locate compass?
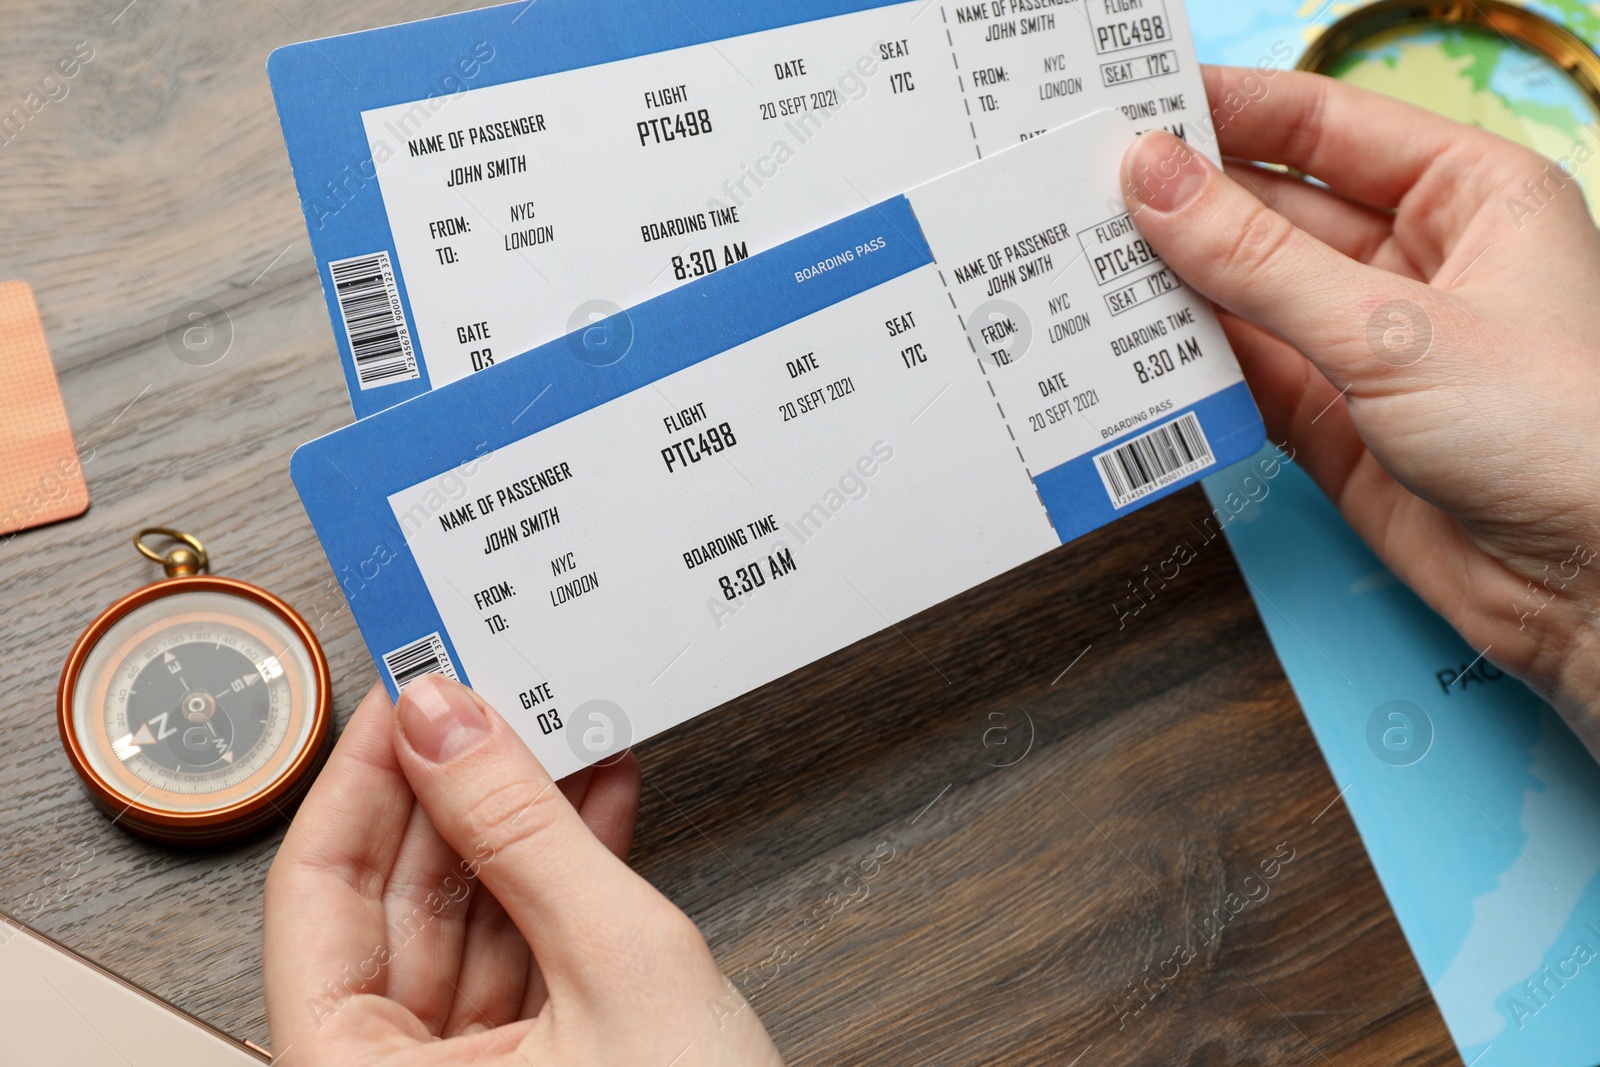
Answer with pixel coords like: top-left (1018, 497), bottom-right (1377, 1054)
top-left (57, 529), bottom-right (332, 845)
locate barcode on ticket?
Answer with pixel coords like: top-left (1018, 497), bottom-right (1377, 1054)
top-left (1094, 412), bottom-right (1214, 509)
top-left (382, 632), bottom-right (459, 689)
top-left (329, 252), bottom-right (419, 388)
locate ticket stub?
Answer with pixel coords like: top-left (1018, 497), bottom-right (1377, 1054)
top-left (292, 110), bottom-right (1263, 779)
top-left (269, 0), bottom-right (1217, 416)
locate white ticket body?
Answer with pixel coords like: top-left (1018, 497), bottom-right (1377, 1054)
top-left (269, 0), bottom-right (1217, 416)
top-left (292, 111), bottom-right (1263, 778)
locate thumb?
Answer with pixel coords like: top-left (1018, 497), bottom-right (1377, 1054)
top-left (392, 674), bottom-right (645, 987)
top-left (1121, 130), bottom-right (1430, 389)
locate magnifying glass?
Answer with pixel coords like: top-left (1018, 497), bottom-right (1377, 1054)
top-left (1298, 0), bottom-right (1600, 222)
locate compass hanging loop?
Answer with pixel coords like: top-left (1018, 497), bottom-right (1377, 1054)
top-left (134, 528), bottom-right (210, 578)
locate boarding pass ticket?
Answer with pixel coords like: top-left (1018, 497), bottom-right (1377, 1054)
top-left (269, 0), bottom-right (1217, 417)
top-left (291, 109), bottom-right (1264, 778)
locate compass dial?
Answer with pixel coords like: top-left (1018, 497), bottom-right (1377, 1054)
top-left (67, 588), bottom-right (323, 820)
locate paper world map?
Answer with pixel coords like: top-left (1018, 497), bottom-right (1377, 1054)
top-left (1189, 2), bottom-right (1600, 1065)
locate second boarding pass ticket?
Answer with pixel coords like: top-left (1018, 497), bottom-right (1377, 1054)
top-left (269, 0), bottom-right (1218, 416)
top-left (292, 110), bottom-right (1264, 778)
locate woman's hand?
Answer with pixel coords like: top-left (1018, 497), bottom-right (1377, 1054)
top-left (264, 676), bottom-right (783, 1066)
top-left (1123, 66), bottom-right (1600, 753)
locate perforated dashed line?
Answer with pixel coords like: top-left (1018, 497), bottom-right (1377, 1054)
top-left (939, 6), bottom-right (983, 161)
top-left (933, 250), bottom-right (1029, 471)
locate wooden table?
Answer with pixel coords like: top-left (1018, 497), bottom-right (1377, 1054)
top-left (0, 1), bottom-right (1459, 1062)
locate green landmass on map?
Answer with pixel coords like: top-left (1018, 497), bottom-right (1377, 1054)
top-left (1543, 0), bottom-right (1600, 41)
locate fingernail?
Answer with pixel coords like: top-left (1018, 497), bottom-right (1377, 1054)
top-left (398, 675), bottom-right (491, 764)
top-left (1124, 131), bottom-right (1211, 214)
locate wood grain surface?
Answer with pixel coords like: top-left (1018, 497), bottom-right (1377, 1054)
top-left (0, 1), bottom-right (1459, 1062)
